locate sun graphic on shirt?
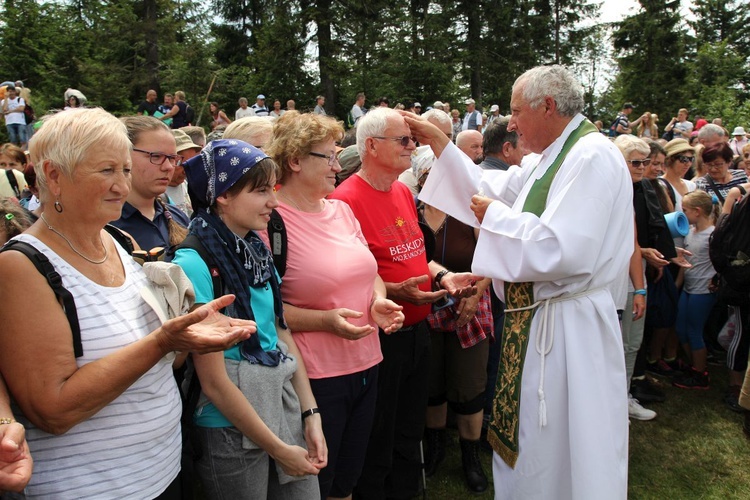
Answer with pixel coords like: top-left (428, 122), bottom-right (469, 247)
top-left (395, 216), bottom-right (405, 227)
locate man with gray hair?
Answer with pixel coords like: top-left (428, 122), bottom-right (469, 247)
top-left (697, 123), bottom-right (726, 148)
top-left (406, 64), bottom-right (632, 499)
top-left (332, 107), bottom-right (477, 500)
top-left (479, 117), bottom-right (527, 170)
top-left (235, 97), bottom-right (255, 120)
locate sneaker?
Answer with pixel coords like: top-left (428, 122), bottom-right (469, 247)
top-left (666, 358), bottom-right (689, 374)
top-left (628, 397), bottom-right (657, 420)
top-left (724, 386), bottom-right (743, 413)
top-left (630, 377), bottom-right (666, 403)
top-left (646, 359), bottom-right (675, 378)
top-left (672, 368), bottom-right (710, 390)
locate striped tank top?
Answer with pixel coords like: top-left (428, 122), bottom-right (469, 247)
top-left (11, 234), bottom-right (182, 499)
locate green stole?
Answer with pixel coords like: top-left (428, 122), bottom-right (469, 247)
top-left (488, 119), bottom-right (599, 468)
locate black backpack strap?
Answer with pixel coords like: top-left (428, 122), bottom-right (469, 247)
top-left (268, 208), bottom-right (287, 277)
top-left (704, 175), bottom-right (726, 205)
top-left (658, 178), bottom-right (677, 207)
top-left (0, 240), bottom-right (83, 357)
top-left (103, 224), bottom-right (134, 255)
top-left (5, 170), bottom-right (20, 198)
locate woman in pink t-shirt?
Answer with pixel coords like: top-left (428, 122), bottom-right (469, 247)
top-left (264, 111), bottom-right (404, 500)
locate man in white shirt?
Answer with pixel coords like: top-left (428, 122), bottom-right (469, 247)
top-left (2, 86), bottom-right (27, 148)
top-left (665, 108), bottom-right (694, 140)
top-left (235, 97), bottom-right (255, 120)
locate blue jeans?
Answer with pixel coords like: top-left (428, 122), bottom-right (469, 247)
top-left (6, 123), bottom-right (27, 146)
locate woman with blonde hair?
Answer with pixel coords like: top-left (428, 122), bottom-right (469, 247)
top-left (264, 111), bottom-right (404, 499)
top-left (223, 116), bottom-right (275, 151)
top-left (636, 112), bottom-right (659, 138)
top-left (0, 107), bottom-right (253, 498)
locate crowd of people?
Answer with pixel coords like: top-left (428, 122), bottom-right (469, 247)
top-left (1, 66), bottom-right (749, 500)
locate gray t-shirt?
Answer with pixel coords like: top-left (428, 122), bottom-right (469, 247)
top-left (683, 226), bottom-right (716, 294)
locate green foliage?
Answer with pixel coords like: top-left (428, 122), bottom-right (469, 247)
top-left (611, 0), bottom-right (691, 122)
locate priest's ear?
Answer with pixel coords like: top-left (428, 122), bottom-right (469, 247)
top-left (543, 96), bottom-right (557, 117)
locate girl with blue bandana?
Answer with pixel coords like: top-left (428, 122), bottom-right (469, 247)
top-left (173, 139), bottom-right (325, 498)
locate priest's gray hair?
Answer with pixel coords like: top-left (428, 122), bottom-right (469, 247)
top-left (513, 65), bottom-right (584, 117)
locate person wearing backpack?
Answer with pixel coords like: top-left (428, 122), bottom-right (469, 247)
top-left (264, 111), bottom-right (405, 500)
top-left (672, 191), bottom-right (721, 389)
top-left (0, 107), bottom-right (253, 499)
top-left (173, 139), bottom-right (326, 499)
top-left (714, 179), bottom-right (750, 410)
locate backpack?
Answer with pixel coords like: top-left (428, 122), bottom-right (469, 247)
top-left (185, 104), bottom-right (196, 125)
top-left (346, 111), bottom-right (355, 129)
top-left (608, 114), bottom-right (624, 137)
top-left (709, 188), bottom-right (750, 305)
top-left (23, 103), bottom-right (35, 125)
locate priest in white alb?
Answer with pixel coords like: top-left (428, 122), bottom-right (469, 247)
top-left (403, 65), bottom-right (632, 499)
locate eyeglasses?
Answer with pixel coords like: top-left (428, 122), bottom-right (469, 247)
top-left (308, 151), bottom-right (339, 167)
top-left (676, 155), bottom-right (695, 164)
top-left (627, 158), bottom-right (652, 167)
top-left (372, 136), bottom-right (415, 148)
top-left (705, 161), bottom-right (727, 170)
top-left (133, 148), bottom-right (184, 167)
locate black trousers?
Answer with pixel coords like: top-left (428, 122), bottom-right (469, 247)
top-left (353, 322), bottom-right (431, 500)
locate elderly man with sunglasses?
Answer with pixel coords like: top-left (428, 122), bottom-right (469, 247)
top-left (331, 107), bottom-right (478, 500)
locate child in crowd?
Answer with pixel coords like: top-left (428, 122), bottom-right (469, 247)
top-left (673, 191), bottom-right (721, 389)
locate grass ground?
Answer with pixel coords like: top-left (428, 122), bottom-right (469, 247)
top-left (426, 365), bottom-right (750, 499)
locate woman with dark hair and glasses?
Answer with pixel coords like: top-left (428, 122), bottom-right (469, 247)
top-left (112, 116), bottom-right (189, 250)
top-left (695, 142), bottom-right (748, 202)
top-left (263, 111), bottom-right (405, 500)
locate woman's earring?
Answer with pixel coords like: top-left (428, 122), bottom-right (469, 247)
top-left (54, 199), bottom-right (63, 213)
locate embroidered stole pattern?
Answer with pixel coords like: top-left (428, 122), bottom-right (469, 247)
top-left (488, 119), bottom-right (598, 468)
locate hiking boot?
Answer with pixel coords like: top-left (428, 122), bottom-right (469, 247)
top-left (423, 428), bottom-right (446, 477)
top-left (460, 438), bottom-right (488, 493)
top-left (744, 411), bottom-right (750, 439)
top-left (646, 359), bottom-right (675, 378)
top-left (628, 397), bottom-right (657, 421)
top-left (672, 368), bottom-right (710, 390)
top-left (630, 377), bottom-right (666, 403)
top-left (724, 386), bottom-right (743, 413)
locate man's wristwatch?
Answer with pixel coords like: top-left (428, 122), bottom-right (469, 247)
top-left (434, 270), bottom-right (451, 288)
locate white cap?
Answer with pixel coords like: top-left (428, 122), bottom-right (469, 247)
top-left (490, 104), bottom-right (499, 112)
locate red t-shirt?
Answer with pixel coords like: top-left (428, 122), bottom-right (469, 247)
top-left (331, 175), bottom-right (431, 325)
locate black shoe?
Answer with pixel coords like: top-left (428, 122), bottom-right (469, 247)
top-left (744, 411), bottom-right (750, 439)
top-left (646, 359), bottom-right (676, 378)
top-left (630, 377), bottom-right (666, 403)
top-left (725, 386), bottom-right (744, 413)
top-left (423, 428), bottom-right (446, 477)
top-left (460, 438), bottom-right (488, 494)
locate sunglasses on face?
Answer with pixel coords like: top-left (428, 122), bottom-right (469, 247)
top-left (627, 159), bottom-right (652, 167)
top-left (676, 155), bottom-right (695, 164)
top-left (372, 136), bottom-right (416, 147)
